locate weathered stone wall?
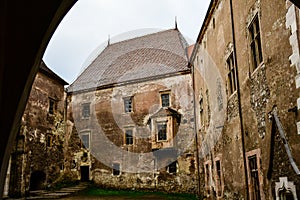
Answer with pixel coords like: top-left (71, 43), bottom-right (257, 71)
top-left (8, 67), bottom-right (66, 197)
top-left (192, 0), bottom-right (300, 199)
top-left (66, 73), bottom-right (197, 193)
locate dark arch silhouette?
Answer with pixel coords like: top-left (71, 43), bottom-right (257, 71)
top-left (0, 0), bottom-right (76, 197)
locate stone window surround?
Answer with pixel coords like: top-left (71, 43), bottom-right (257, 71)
top-left (246, 1), bottom-right (264, 75)
top-left (80, 130), bottom-right (91, 150)
top-left (124, 128), bottom-right (134, 146)
top-left (159, 90), bottom-right (171, 108)
top-left (275, 177), bottom-right (298, 200)
top-left (214, 155), bottom-right (224, 198)
top-left (48, 97), bottom-right (57, 115)
top-left (112, 162), bottom-right (121, 176)
top-left (204, 160), bottom-right (212, 195)
top-left (226, 52), bottom-right (237, 96)
top-left (156, 120), bottom-right (168, 142)
top-left (123, 96), bottom-right (133, 113)
top-left (81, 102), bottom-right (91, 119)
top-left (245, 148), bottom-right (265, 200)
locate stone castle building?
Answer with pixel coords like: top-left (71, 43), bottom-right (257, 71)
top-left (65, 29), bottom-right (198, 193)
top-left (4, 0), bottom-right (300, 199)
top-left (5, 62), bottom-right (68, 197)
top-left (190, 0), bottom-right (300, 199)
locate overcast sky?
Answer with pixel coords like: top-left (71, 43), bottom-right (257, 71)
top-left (43, 0), bottom-right (211, 84)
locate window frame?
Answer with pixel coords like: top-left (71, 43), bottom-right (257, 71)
top-left (167, 161), bottom-right (177, 174)
top-left (48, 97), bottom-right (57, 115)
top-left (246, 149), bottom-right (264, 200)
top-left (112, 162), bottom-right (121, 176)
top-left (226, 53), bottom-right (237, 96)
top-left (125, 129), bottom-right (134, 145)
top-left (248, 14), bottom-right (263, 72)
top-left (157, 122), bottom-right (167, 141)
top-left (80, 131), bottom-right (90, 149)
top-left (123, 96), bottom-right (133, 113)
top-left (214, 156), bottom-right (224, 198)
top-left (160, 91), bottom-right (171, 107)
top-left (82, 103), bottom-right (91, 118)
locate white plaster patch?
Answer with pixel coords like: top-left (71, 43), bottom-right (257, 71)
top-left (295, 74), bottom-right (300, 89)
top-left (297, 121), bottom-right (300, 135)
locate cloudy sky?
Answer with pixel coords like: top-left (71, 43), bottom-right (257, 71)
top-left (43, 0), bottom-right (211, 84)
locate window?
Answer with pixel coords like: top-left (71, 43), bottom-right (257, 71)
top-left (161, 93), bottom-right (170, 107)
top-left (125, 130), bottom-right (133, 145)
top-left (249, 15), bottom-right (263, 71)
top-left (227, 53), bottom-right (237, 95)
top-left (279, 189), bottom-right (294, 200)
top-left (167, 161), bottom-right (177, 174)
top-left (157, 123), bottom-right (167, 141)
top-left (112, 163), bottom-right (120, 176)
top-left (215, 160), bottom-right (222, 197)
top-left (124, 97), bottom-right (133, 113)
top-left (46, 135), bottom-right (53, 147)
top-left (49, 98), bottom-right (56, 114)
top-left (82, 103), bottom-right (90, 118)
top-left (81, 133), bottom-right (90, 149)
top-left (199, 96), bottom-right (204, 127)
top-left (248, 155), bottom-right (261, 200)
top-left (204, 162), bottom-right (211, 195)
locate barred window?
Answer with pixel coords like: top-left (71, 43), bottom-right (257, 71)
top-left (124, 97), bottom-right (133, 113)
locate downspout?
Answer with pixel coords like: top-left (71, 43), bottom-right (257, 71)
top-left (191, 61), bottom-right (202, 197)
top-left (229, 0), bottom-right (249, 199)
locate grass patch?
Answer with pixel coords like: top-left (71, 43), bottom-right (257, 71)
top-left (80, 186), bottom-right (197, 200)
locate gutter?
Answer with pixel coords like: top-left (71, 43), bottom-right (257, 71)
top-left (229, 0), bottom-right (249, 198)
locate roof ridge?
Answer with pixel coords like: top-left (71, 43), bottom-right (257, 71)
top-left (108, 28), bottom-right (180, 47)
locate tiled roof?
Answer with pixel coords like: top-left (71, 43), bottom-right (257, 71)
top-left (40, 61), bottom-right (68, 85)
top-left (67, 29), bottom-right (190, 93)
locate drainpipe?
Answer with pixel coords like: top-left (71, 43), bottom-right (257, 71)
top-left (229, 0), bottom-right (249, 199)
top-left (191, 61), bottom-right (202, 197)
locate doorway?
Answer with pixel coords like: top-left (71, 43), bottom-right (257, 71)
top-left (80, 166), bottom-right (89, 182)
top-left (30, 171), bottom-right (46, 190)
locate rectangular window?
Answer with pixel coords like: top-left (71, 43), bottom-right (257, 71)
top-left (82, 103), bottom-right (90, 118)
top-left (167, 161), bottom-right (177, 174)
top-left (157, 123), bottom-right (167, 141)
top-left (227, 53), bottom-right (237, 95)
top-left (125, 130), bottom-right (133, 145)
top-left (49, 98), bottom-right (56, 114)
top-left (81, 133), bottom-right (90, 149)
top-left (161, 93), bottom-right (170, 107)
top-left (249, 15), bottom-right (263, 71)
top-left (46, 135), bottom-right (53, 147)
top-left (205, 162), bottom-right (211, 195)
top-left (248, 155), bottom-right (261, 200)
top-left (112, 163), bottom-right (120, 176)
top-left (124, 97), bottom-right (133, 113)
top-left (215, 160), bottom-right (222, 197)
top-left (199, 97), bottom-right (204, 127)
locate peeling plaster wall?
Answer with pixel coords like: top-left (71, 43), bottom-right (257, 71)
top-left (8, 70), bottom-right (66, 197)
top-left (66, 73), bottom-right (197, 193)
top-left (192, 0), bottom-right (300, 199)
